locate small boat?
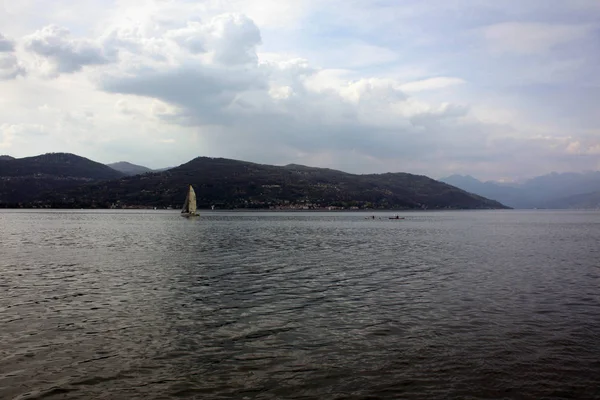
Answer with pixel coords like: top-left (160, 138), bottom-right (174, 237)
top-left (181, 184), bottom-right (199, 217)
top-left (389, 214), bottom-right (405, 220)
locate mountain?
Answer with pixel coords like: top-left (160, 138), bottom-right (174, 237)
top-left (441, 172), bottom-right (600, 209)
top-left (523, 172), bottom-right (600, 203)
top-left (440, 175), bottom-right (532, 208)
top-left (107, 161), bottom-right (153, 176)
top-left (438, 175), bottom-right (483, 193)
top-left (28, 156), bottom-right (509, 209)
top-left (153, 166), bottom-right (175, 172)
top-left (544, 191), bottom-right (600, 209)
top-left (0, 153), bottom-right (124, 204)
top-left (0, 155), bottom-right (15, 161)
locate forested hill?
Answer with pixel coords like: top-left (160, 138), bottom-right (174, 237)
top-left (24, 156), bottom-right (509, 210)
top-left (0, 153), bottom-right (124, 204)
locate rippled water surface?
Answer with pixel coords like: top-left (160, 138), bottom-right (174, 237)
top-left (1, 210), bottom-right (600, 399)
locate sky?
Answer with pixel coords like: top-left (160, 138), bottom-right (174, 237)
top-left (0, 0), bottom-right (599, 181)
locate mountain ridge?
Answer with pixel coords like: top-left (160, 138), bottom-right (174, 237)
top-left (107, 161), bottom-right (153, 176)
top-left (2, 154), bottom-right (509, 209)
top-left (0, 153), bottom-right (125, 204)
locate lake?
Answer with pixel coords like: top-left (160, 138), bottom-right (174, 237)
top-left (1, 210), bottom-right (599, 399)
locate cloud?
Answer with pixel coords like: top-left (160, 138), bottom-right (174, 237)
top-left (1, 0), bottom-right (600, 180)
top-left (204, 14), bottom-right (262, 65)
top-left (400, 77), bottom-right (465, 93)
top-left (0, 33), bottom-right (25, 80)
top-left (0, 33), bottom-right (15, 52)
top-left (483, 22), bottom-right (592, 55)
top-left (99, 34), bottom-right (476, 168)
top-left (203, 0), bottom-right (317, 30)
top-left (165, 22), bottom-right (209, 55)
top-left (566, 138), bottom-right (600, 156)
top-left (104, 13), bottom-right (262, 67)
top-left (23, 25), bottom-right (114, 76)
top-left (0, 123), bottom-right (47, 149)
top-left (49, 5), bottom-right (600, 177)
top-left (103, 63), bottom-right (268, 125)
top-left (0, 54), bottom-right (26, 80)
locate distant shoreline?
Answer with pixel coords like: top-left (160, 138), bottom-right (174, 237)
top-left (0, 207), bottom-right (514, 212)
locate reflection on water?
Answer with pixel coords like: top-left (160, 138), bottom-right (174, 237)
top-left (1, 210), bottom-right (600, 399)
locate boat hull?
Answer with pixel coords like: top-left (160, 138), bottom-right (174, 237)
top-left (181, 213), bottom-right (199, 218)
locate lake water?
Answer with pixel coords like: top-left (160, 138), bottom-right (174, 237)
top-left (1, 210), bottom-right (600, 399)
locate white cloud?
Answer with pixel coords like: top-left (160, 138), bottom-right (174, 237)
top-left (400, 77), bottom-right (465, 93)
top-left (200, 13), bottom-right (262, 65)
top-left (100, 12), bottom-right (262, 70)
top-left (207, 0), bottom-right (317, 30)
top-left (175, 14), bottom-right (261, 65)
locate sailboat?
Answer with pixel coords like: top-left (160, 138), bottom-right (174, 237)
top-left (181, 184), bottom-right (199, 217)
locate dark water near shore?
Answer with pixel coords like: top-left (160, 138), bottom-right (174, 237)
top-left (1, 210), bottom-right (600, 399)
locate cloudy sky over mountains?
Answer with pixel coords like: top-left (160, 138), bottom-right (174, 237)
top-left (1, 0), bottom-right (598, 180)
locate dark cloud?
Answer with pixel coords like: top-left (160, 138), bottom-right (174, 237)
top-left (0, 54), bottom-right (26, 80)
top-left (0, 33), bottom-right (15, 52)
top-left (0, 33), bottom-right (24, 80)
top-left (102, 63), bottom-right (268, 124)
top-left (23, 25), bottom-right (113, 75)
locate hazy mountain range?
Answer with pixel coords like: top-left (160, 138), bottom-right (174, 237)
top-left (441, 173), bottom-right (600, 209)
top-left (0, 153), bottom-right (506, 210)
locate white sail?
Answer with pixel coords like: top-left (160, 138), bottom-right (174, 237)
top-left (188, 186), bottom-right (197, 214)
top-left (181, 185), bottom-right (198, 216)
